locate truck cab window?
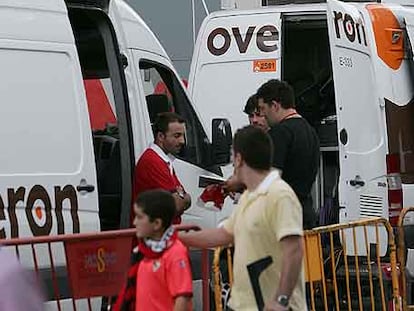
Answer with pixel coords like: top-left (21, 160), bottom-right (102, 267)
top-left (140, 61), bottom-right (211, 169)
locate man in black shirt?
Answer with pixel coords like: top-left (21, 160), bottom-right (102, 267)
top-left (256, 79), bottom-right (320, 229)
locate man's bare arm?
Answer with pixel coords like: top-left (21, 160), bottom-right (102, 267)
top-left (179, 228), bottom-right (233, 249)
top-left (274, 235), bottom-right (303, 299)
top-left (173, 296), bottom-right (191, 311)
top-left (223, 175), bottom-right (246, 194)
top-left (173, 193), bottom-right (191, 215)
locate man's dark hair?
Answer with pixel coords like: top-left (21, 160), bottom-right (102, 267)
top-left (256, 79), bottom-right (295, 109)
top-left (233, 125), bottom-right (273, 171)
top-left (135, 189), bottom-right (176, 229)
top-left (243, 94), bottom-right (259, 115)
top-left (153, 112), bottom-right (185, 136)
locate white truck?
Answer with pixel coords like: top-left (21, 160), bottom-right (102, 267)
top-left (0, 0), bottom-right (234, 240)
top-left (1, 0), bottom-right (233, 308)
top-left (188, 0), bottom-right (414, 306)
top-left (189, 0), bottom-right (414, 246)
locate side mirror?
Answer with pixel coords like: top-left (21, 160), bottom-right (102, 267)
top-left (212, 118), bottom-right (232, 165)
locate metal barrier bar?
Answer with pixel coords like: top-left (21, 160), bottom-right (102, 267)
top-left (329, 231), bottom-right (339, 311)
top-left (31, 243), bottom-right (40, 277)
top-left (375, 223), bottom-right (387, 311)
top-left (48, 241), bottom-right (61, 311)
top-left (1, 228), bottom-right (136, 246)
top-left (363, 225), bottom-right (375, 311)
top-left (86, 298), bottom-right (91, 311)
top-left (14, 244), bottom-right (20, 259)
top-left (212, 217), bottom-right (402, 311)
top-left (212, 246), bottom-right (234, 311)
top-left (389, 226), bottom-right (401, 311)
top-left (0, 224), bottom-right (207, 311)
top-left (201, 248), bottom-right (210, 311)
top-left (227, 247), bottom-right (233, 286)
top-left (213, 247), bottom-right (223, 311)
top-left (351, 226), bottom-right (363, 311)
top-left (317, 232), bottom-right (329, 310)
top-left (397, 207), bottom-right (414, 310)
top-left (340, 228), bottom-right (352, 311)
top-left (306, 217), bottom-right (401, 311)
top-left (303, 234), bottom-right (316, 311)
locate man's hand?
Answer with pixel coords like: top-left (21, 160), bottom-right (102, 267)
top-left (179, 228), bottom-right (233, 249)
top-left (223, 175), bottom-right (245, 194)
top-left (173, 186), bottom-right (191, 215)
top-left (264, 300), bottom-right (289, 311)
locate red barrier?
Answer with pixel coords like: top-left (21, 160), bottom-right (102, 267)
top-left (1, 224), bottom-right (209, 311)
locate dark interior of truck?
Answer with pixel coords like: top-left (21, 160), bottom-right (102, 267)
top-left (283, 18), bottom-right (335, 127)
top-left (282, 16), bottom-right (339, 227)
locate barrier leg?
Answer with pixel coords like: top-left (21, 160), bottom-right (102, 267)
top-left (202, 249), bottom-right (210, 311)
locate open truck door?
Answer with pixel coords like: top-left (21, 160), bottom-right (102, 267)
top-left (107, 0), bottom-right (233, 229)
top-left (400, 11), bottom-right (414, 210)
top-left (189, 9), bottom-right (282, 138)
top-left (327, 0), bottom-right (388, 255)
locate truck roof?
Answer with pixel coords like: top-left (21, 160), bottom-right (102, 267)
top-left (111, 0), bottom-right (169, 59)
top-left (265, 0), bottom-right (375, 4)
top-left (265, 0), bottom-right (414, 5)
top-left (67, 0), bottom-right (109, 11)
top-left (207, 2), bottom-right (326, 18)
top-left (0, 0), bottom-right (66, 12)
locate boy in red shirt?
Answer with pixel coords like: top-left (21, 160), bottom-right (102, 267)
top-left (114, 190), bottom-right (193, 311)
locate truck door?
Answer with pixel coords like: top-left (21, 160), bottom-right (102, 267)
top-left (189, 10), bottom-right (282, 138)
top-left (400, 12), bottom-right (414, 209)
top-left (0, 0), bottom-right (99, 239)
top-left (327, 0), bottom-right (388, 253)
top-left (396, 10), bottom-right (414, 276)
top-left (130, 50), bottom-right (226, 229)
top-left (108, 0), bottom-right (235, 228)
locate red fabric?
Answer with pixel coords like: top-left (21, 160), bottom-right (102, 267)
top-left (154, 79), bottom-right (188, 100)
top-left (133, 148), bottom-right (184, 224)
top-left (199, 184), bottom-right (225, 210)
top-left (135, 239), bottom-right (192, 311)
top-left (112, 250), bottom-right (143, 311)
top-left (83, 79), bottom-right (117, 130)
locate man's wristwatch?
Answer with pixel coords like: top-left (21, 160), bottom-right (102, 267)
top-left (176, 188), bottom-right (185, 199)
top-left (276, 295), bottom-right (289, 308)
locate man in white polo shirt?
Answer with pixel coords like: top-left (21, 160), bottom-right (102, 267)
top-left (180, 126), bottom-right (306, 311)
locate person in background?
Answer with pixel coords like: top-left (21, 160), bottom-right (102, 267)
top-left (0, 249), bottom-right (44, 311)
top-left (243, 94), bottom-right (269, 132)
top-left (223, 94), bottom-right (269, 195)
top-left (114, 190), bottom-right (193, 311)
top-left (133, 112), bottom-right (191, 224)
top-left (256, 79), bottom-right (320, 229)
top-left (181, 126), bottom-right (306, 311)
